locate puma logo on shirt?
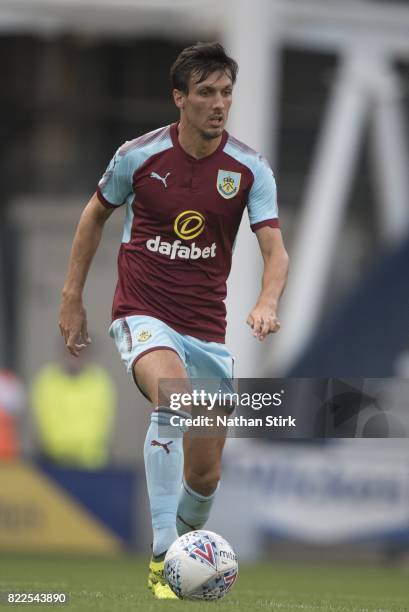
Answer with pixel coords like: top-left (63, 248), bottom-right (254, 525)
top-left (150, 171), bottom-right (171, 188)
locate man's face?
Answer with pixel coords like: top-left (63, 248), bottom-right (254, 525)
top-left (174, 70), bottom-right (233, 140)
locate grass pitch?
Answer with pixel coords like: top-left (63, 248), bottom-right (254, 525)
top-left (0, 554), bottom-right (408, 611)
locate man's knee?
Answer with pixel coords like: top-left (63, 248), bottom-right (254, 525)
top-left (133, 349), bottom-right (188, 405)
top-left (185, 466), bottom-right (221, 497)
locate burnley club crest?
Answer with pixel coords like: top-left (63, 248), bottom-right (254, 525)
top-left (217, 170), bottom-right (241, 199)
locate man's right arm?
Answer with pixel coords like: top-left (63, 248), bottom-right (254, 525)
top-left (59, 192), bottom-right (115, 356)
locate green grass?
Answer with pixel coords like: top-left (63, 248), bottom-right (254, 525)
top-left (0, 554), bottom-right (407, 611)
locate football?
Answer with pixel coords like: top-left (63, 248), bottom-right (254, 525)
top-left (164, 530), bottom-right (238, 600)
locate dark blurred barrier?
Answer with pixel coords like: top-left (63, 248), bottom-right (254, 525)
top-left (0, 463), bottom-right (139, 553)
top-left (41, 464), bottom-right (137, 545)
top-left (291, 233), bottom-right (409, 376)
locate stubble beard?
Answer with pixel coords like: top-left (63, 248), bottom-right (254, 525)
top-left (201, 129), bottom-right (222, 141)
top-left (199, 122), bottom-right (226, 141)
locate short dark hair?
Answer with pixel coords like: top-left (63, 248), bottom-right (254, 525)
top-left (170, 42), bottom-right (238, 93)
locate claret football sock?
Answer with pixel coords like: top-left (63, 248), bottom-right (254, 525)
top-left (144, 408), bottom-right (189, 557)
top-left (176, 477), bottom-right (219, 535)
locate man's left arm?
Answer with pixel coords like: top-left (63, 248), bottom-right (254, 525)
top-left (246, 226), bottom-right (289, 341)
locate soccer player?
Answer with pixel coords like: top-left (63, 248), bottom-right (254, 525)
top-left (59, 42), bottom-right (288, 599)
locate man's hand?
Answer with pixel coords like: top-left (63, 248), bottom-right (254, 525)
top-left (246, 301), bottom-right (281, 341)
top-left (248, 226), bottom-right (288, 341)
top-left (58, 193), bottom-right (112, 357)
top-left (59, 294), bottom-right (92, 357)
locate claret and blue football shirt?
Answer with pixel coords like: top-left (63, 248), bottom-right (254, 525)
top-left (97, 122), bottom-right (279, 343)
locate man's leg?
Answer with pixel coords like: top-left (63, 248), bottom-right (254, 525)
top-left (177, 434), bottom-right (226, 535)
top-left (134, 348), bottom-right (227, 598)
top-left (174, 334), bottom-right (233, 535)
top-left (134, 349), bottom-right (189, 558)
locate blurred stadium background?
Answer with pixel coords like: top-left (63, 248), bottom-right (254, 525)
top-left (0, 0), bottom-right (408, 607)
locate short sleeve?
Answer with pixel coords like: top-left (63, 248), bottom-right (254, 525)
top-left (97, 145), bottom-right (134, 208)
top-left (247, 156), bottom-right (279, 232)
